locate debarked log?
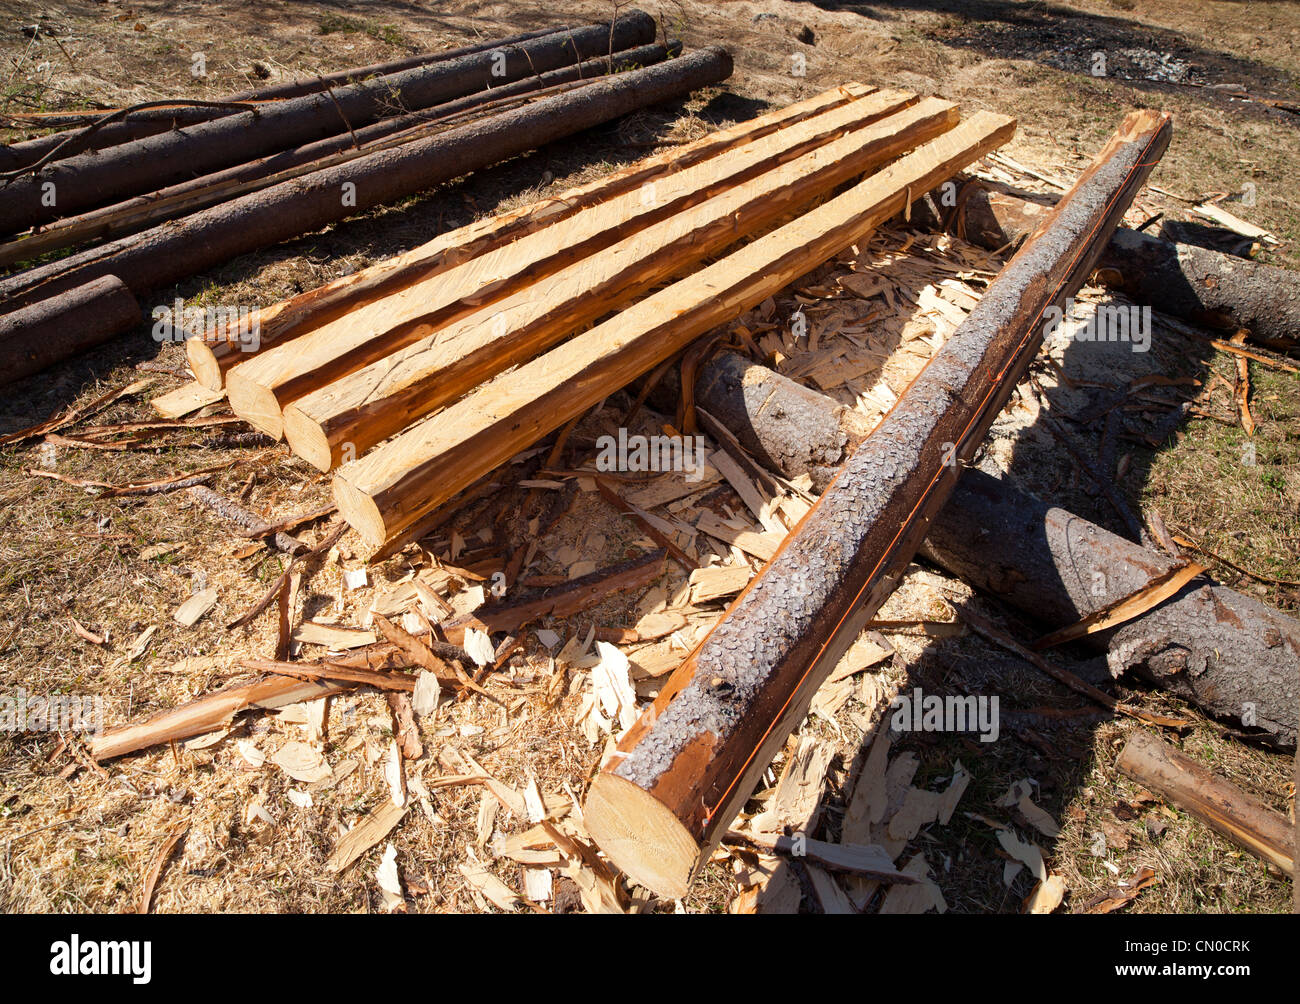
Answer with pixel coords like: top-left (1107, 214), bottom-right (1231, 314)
top-left (187, 82), bottom-right (871, 390)
top-left (1116, 730), bottom-right (1294, 875)
top-left (582, 109), bottom-right (1172, 898)
top-left (691, 352), bottom-right (1299, 749)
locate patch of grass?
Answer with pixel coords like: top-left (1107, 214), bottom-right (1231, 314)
top-left (316, 13), bottom-right (409, 48)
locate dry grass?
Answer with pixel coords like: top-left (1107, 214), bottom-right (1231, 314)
top-left (1, 0), bottom-right (1296, 914)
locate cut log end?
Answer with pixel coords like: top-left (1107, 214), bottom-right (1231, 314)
top-left (282, 405), bottom-right (335, 472)
top-left (225, 369), bottom-right (286, 440)
top-left (186, 337), bottom-right (226, 391)
top-left (332, 470), bottom-right (387, 548)
top-left (584, 772), bottom-right (700, 899)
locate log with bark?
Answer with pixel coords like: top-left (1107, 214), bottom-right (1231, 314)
top-left (1116, 730), bottom-right (1294, 876)
top-left (934, 181), bottom-right (1300, 347)
top-left (0, 41), bottom-right (680, 270)
top-left (0, 275), bottom-right (141, 387)
top-left (582, 109), bottom-right (1169, 898)
top-left (331, 111), bottom-right (1017, 550)
top-left (690, 352), bottom-right (1300, 749)
top-left (0, 26), bottom-right (574, 175)
top-left (0, 48), bottom-right (732, 383)
top-left (188, 83), bottom-right (872, 390)
top-left (0, 11), bottom-right (657, 234)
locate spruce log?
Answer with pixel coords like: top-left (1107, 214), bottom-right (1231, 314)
top-left (582, 110), bottom-right (1168, 898)
top-left (0, 11), bottom-right (656, 234)
top-left (0, 42), bottom-right (679, 270)
top-left (0, 275), bottom-right (140, 387)
top-left (1116, 730), bottom-right (1294, 875)
top-left (693, 352), bottom-right (1300, 748)
top-left (0, 47), bottom-right (730, 308)
top-left (273, 95), bottom-right (955, 462)
top-left (947, 183), bottom-right (1300, 346)
top-left (0, 47), bottom-right (733, 384)
top-left (331, 111), bottom-right (1018, 550)
top-left (188, 83), bottom-right (871, 390)
top-left (0, 25), bottom-right (571, 174)
top-left (694, 352), bottom-right (872, 491)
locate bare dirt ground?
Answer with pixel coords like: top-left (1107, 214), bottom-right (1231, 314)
top-left (0, 1), bottom-right (1296, 914)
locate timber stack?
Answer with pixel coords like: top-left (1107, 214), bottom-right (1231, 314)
top-left (0, 10), bottom-right (724, 382)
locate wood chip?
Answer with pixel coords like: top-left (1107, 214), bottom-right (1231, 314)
top-left (173, 588), bottom-right (218, 627)
top-left (327, 799), bottom-right (408, 872)
top-left (688, 562), bottom-right (751, 604)
top-left (150, 382), bottom-right (224, 419)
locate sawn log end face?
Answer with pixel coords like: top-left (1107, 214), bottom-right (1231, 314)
top-left (584, 772), bottom-right (699, 899)
top-left (226, 367), bottom-right (287, 440)
top-left (333, 470), bottom-right (387, 548)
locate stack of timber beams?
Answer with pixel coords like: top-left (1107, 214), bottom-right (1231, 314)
top-left (207, 86), bottom-right (1016, 556)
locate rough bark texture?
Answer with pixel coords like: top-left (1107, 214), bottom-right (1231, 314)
top-left (691, 352), bottom-right (1299, 749)
top-left (0, 11), bottom-right (656, 233)
top-left (695, 352), bottom-right (871, 490)
top-left (943, 182), bottom-right (1300, 345)
top-left (0, 42), bottom-right (678, 268)
top-left (0, 46), bottom-right (733, 354)
top-left (919, 471), bottom-right (1300, 748)
top-left (0, 24), bottom-right (570, 173)
top-left (185, 485), bottom-right (307, 556)
top-left (0, 275), bottom-right (140, 386)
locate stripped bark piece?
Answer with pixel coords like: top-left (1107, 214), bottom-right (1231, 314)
top-left (241, 658), bottom-right (418, 691)
top-left (1033, 561), bottom-right (1206, 649)
top-left (441, 549), bottom-right (666, 645)
top-left (138, 824), bottom-right (188, 914)
top-left (91, 674), bottom-right (349, 760)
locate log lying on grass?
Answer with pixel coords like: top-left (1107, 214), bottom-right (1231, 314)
top-left (0, 26), bottom-right (572, 174)
top-left (0, 275), bottom-right (141, 387)
top-left (0, 46), bottom-right (732, 385)
top-left (919, 471), bottom-right (1300, 749)
top-left (0, 10), bottom-right (657, 234)
top-left (582, 109), bottom-right (1170, 898)
top-left (189, 82), bottom-right (874, 390)
top-left (332, 111), bottom-right (1018, 549)
top-left (274, 96), bottom-right (959, 463)
top-left (942, 183), bottom-right (1300, 346)
top-left (693, 352), bottom-right (1300, 748)
top-left (1116, 730), bottom-right (1294, 876)
top-left (0, 42), bottom-right (681, 270)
